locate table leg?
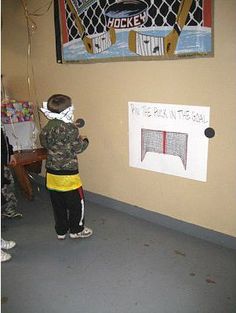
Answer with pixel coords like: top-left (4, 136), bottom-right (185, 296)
top-left (13, 165), bottom-right (33, 200)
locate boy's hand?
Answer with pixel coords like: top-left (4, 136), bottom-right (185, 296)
top-left (79, 136), bottom-right (89, 146)
top-left (77, 136), bottom-right (89, 154)
top-left (79, 135), bottom-right (88, 141)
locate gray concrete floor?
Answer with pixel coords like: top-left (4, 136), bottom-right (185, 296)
top-left (1, 186), bottom-right (236, 313)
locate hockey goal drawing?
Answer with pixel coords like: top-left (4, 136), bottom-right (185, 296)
top-left (57, 0), bottom-right (212, 61)
top-left (129, 102), bottom-right (210, 181)
top-left (141, 129), bottom-right (188, 169)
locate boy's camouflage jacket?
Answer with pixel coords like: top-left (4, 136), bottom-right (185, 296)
top-left (39, 119), bottom-right (88, 173)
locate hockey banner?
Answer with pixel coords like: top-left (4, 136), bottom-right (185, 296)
top-left (128, 102), bottom-right (213, 182)
top-left (54, 0), bottom-right (213, 63)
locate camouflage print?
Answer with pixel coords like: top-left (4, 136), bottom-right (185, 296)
top-left (1, 166), bottom-right (18, 215)
top-left (39, 119), bottom-right (89, 172)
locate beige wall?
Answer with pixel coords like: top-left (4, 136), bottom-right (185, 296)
top-left (2, 0), bottom-right (236, 237)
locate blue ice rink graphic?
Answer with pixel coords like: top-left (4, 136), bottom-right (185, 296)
top-left (63, 28), bottom-right (212, 62)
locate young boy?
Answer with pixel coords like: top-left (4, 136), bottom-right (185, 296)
top-left (39, 94), bottom-right (93, 240)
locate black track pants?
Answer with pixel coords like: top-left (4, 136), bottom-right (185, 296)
top-left (49, 187), bottom-right (85, 235)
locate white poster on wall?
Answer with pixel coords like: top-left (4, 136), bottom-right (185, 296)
top-left (128, 101), bottom-right (211, 182)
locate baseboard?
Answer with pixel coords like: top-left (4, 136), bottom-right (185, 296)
top-left (29, 174), bottom-right (236, 250)
top-left (85, 190), bottom-right (236, 250)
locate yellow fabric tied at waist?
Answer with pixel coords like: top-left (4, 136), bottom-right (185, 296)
top-left (46, 173), bottom-right (82, 191)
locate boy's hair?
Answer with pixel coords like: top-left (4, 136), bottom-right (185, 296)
top-left (47, 94), bottom-right (72, 113)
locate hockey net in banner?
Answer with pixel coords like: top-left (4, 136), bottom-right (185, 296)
top-left (61, 0), bottom-right (116, 54)
top-left (61, 0), bottom-right (211, 43)
top-left (141, 129), bottom-right (188, 169)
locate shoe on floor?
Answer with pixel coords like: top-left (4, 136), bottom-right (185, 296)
top-left (57, 234), bottom-right (66, 240)
top-left (70, 226), bottom-right (93, 239)
top-left (1, 238), bottom-right (16, 249)
top-left (1, 250), bottom-right (12, 262)
top-left (2, 209), bottom-right (23, 218)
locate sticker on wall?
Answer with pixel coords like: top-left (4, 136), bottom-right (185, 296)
top-left (128, 101), bottom-right (212, 182)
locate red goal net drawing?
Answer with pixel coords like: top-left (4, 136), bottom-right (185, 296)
top-left (141, 129), bottom-right (188, 169)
